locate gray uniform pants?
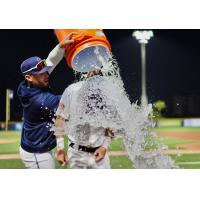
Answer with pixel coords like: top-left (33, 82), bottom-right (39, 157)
top-left (68, 147), bottom-right (110, 169)
top-left (19, 146), bottom-right (55, 169)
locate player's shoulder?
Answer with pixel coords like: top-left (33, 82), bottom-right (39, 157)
top-left (63, 81), bottom-right (84, 94)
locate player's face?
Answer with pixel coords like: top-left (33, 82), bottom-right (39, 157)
top-left (86, 69), bottom-right (101, 78)
top-left (25, 72), bottom-right (50, 88)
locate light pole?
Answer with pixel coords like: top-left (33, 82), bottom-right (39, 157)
top-left (5, 89), bottom-right (13, 131)
top-left (132, 30), bottom-right (153, 107)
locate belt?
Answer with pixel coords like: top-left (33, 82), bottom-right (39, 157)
top-left (69, 143), bottom-right (99, 153)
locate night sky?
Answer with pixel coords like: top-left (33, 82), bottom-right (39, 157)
top-left (1, 29), bottom-right (200, 121)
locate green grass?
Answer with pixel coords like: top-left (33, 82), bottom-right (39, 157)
top-left (178, 164), bottom-right (200, 169)
top-left (108, 136), bottom-right (194, 151)
top-left (0, 132), bottom-right (20, 154)
top-left (152, 127), bottom-right (200, 132)
top-left (156, 118), bottom-right (182, 127)
top-left (108, 136), bottom-right (195, 151)
top-left (0, 135), bottom-right (20, 140)
top-left (0, 131), bottom-right (125, 152)
top-left (0, 130), bottom-right (20, 134)
top-left (0, 159), bottom-right (25, 169)
top-left (110, 156), bottom-right (133, 169)
top-left (159, 137), bottom-right (194, 149)
top-left (171, 154), bottom-right (200, 169)
top-left (1, 130), bottom-right (200, 169)
top-left (0, 131), bottom-right (20, 136)
top-left (0, 143), bottom-right (20, 154)
top-left (108, 137), bottom-right (125, 151)
top-left (0, 130), bottom-right (199, 153)
top-left (1, 154), bottom-right (200, 169)
top-left (171, 154), bottom-right (200, 162)
top-left (0, 159), bottom-right (69, 169)
top-left (0, 156), bottom-right (133, 169)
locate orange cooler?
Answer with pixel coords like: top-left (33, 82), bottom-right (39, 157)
top-left (55, 29), bottom-right (112, 72)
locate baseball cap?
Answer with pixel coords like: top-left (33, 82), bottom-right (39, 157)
top-left (20, 56), bottom-right (52, 75)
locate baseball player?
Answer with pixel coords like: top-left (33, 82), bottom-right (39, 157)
top-left (54, 70), bottom-right (115, 169)
top-left (17, 32), bottom-right (76, 169)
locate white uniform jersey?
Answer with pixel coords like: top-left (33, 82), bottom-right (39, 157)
top-left (56, 80), bottom-right (111, 148)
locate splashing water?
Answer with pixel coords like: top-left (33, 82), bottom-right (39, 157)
top-left (122, 104), bottom-right (177, 168)
top-left (55, 46), bottom-right (178, 169)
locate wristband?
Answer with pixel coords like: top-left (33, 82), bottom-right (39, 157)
top-left (57, 137), bottom-right (64, 150)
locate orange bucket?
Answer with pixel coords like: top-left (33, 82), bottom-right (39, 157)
top-left (54, 29), bottom-right (112, 72)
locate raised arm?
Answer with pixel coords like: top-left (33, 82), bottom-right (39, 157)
top-left (46, 32), bottom-right (77, 74)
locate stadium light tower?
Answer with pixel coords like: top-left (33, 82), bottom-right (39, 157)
top-left (132, 30), bottom-right (153, 107)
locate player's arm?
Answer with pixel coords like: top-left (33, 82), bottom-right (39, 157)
top-left (46, 32), bottom-right (77, 74)
top-left (55, 114), bottom-right (68, 166)
top-left (54, 100), bottom-right (69, 166)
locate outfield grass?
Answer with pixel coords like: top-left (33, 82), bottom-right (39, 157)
top-left (0, 143), bottom-right (20, 154)
top-left (153, 127), bottom-right (200, 132)
top-left (0, 129), bottom-right (198, 152)
top-left (0, 159), bottom-right (25, 169)
top-left (171, 154), bottom-right (200, 162)
top-left (1, 130), bottom-right (200, 169)
top-left (0, 131), bottom-right (126, 153)
top-left (1, 133), bottom-right (194, 153)
top-left (1, 154), bottom-right (200, 169)
top-left (108, 136), bottom-right (195, 151)
top-left (159, 137), bottom-right (195, 149)
top-left (110, 156), bottom-right (133, 169)
top-left (0, 130), bottom-right (20, 134)
top-left (0, 131), bottom-right (20, 154)
top-left (178, 164), bottom-right (200, 169)
top-left (108, 137), bottom-right (125, 151)
top-left (0, 157), bottom-right (133, 169)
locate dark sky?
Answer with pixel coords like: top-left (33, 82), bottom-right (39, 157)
top-left (1, 29), bottom-right (200, 120)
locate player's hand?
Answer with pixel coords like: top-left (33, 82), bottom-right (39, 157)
top-left (94, 146), bottom-right (107, 162)
top-left (59, 32), bottom-right (78, 48)
top-left (56, 149), bottom-right (68, 166)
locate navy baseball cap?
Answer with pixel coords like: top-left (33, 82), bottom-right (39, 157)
top-left (20, 56), bottom-right (52, 75)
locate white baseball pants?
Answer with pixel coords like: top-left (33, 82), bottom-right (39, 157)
top-left (19, 146), bottom-right (55, 169)
top-left (68, 146), bottom-right (111, 169)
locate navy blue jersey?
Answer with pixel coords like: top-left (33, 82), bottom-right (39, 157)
top-left (17, 80), bottom-right (61, 153)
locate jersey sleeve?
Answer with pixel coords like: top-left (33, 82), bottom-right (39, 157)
top-left (45, 44), bottom-right (65, 74)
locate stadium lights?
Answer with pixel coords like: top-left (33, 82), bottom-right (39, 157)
top-left (132, 30), bottom-right (153, 44)
top-left (132, 30), bottom-right (153, 106)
